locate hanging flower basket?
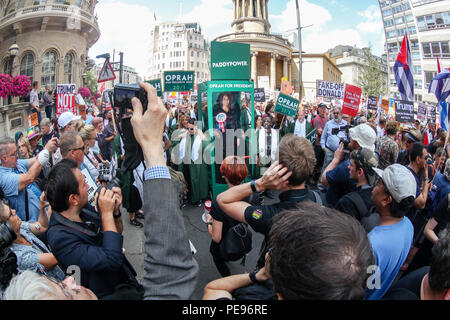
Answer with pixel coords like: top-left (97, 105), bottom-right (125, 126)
top-left (78, 86), bottom-right (91, 99)
top-left (0, 73), bottom-right (32, 100)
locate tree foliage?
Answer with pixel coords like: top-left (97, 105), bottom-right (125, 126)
top-left (357, 48), bottom-right (388, 97)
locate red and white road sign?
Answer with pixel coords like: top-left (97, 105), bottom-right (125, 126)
top-left (98, 60), bottom-right (116, 83)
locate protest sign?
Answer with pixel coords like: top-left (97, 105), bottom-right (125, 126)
top-left (280, 80), bottom-right (293, 95)
top-left (146, 79), bottom-right (163, 97)
top-left (381, 99), bottom-right (389, 114)
top-left (210, 41), bottom-right (250, 81)
top-left (56, 84), bottom-right (76, 115)
top-left (78, 105), bottom-right (87, 120)
top-left (274, 93), bottom-right (300, 117)
top-left (367, 96), bottom-right (378, 111)
top-left (254, 88), bottom-right (265, 102)
top-left (429, 105), bottom-right (436, 124)
top-left (395, 100), bottom-right (415, 123)
top-left (164, 71), bottom-right (195, 92)
top-left (342, 84), bottom-right (362, 117)
top-left (417, 103), bottom-right (427, 123)
top-left (316, 80), bottom-right (345, 99)
top-left (27, 113), bottom-right (39, 128)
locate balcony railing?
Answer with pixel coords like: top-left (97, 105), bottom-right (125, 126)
top-left (418, 23), bottom-right (450, 32)
top-left (214, 32), bottom-right (292, 48)
top-left (0, 4), bottom-right (98, 28)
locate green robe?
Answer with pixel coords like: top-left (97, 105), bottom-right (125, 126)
top-left (174, 134), bottom-right (209, 204)
top-left (240, 108), bottom-right (252, 130)
top-left (283, 119), bottom-right (316, 143)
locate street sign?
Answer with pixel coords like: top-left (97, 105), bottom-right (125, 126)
top-left (164, 71), bottom-right (195, 92)
top-left (98, 60), bottom-right (116, 83)
top-left (274, 93), bottom-right (300, 117)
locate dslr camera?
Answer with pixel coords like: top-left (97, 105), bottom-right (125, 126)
top-left (331, 125), bottom-right (352, 155)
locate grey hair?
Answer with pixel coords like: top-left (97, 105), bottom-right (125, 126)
top-left (59, 131), bottom-right (80, 157)
top-left (79, 125), bottom-right (95, 142)
top-left (3, 270), bottom-right (61, 300)
top-left (0, 138), bottom-right (16, 159)
top-left (40, 117), bottom-right (51, 127)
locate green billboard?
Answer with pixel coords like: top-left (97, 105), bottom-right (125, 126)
top-left (210, 42), bottom-right (250, 81)
top-left (164, 71), bottom-right (195, 92)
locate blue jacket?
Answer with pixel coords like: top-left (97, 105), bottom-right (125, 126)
top-left (47, 209), bottom-right (138, 298)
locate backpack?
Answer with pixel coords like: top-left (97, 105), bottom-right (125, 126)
top-left (219, 223), bottom-right (253, 262)
top-left (345, 192), bottom-right (379, 233)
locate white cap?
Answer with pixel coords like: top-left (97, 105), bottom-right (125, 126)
top-left (373, 164), bottom-right (417, 203)
top-left (58, 112), bottom-right (81, 129)
top-left (349, 124), bottom-right (377, 151)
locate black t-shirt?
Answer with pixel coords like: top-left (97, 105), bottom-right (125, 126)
top-left (244, 188), bottom-right (323, 237)
top-left (383, 266), bottom-right (429, 300)
top-left (433, 195), bottom-right (450, 236)
top-left (335, 185), bottom-right (374, 221)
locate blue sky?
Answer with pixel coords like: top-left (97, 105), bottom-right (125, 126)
top-left (90, 0), bottom-right (385, 76)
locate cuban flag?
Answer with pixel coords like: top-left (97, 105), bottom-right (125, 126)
top-left (429, 69), bottom-right (450, 130)
top-left (393, 33), bottom-right (414, 102)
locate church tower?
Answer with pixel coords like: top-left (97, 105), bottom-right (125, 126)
top-left (232, 0), bottom-right (270, 34)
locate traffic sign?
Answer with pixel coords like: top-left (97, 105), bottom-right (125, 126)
top-left (98, 60), bottom-right (116, 83)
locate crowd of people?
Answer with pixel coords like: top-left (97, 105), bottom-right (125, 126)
top-left (0, 80), bottom-right (448, 301)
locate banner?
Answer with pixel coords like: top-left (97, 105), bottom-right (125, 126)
top-left (146, 79), bottom-right (163, 97)
top-left (342, 84), bottom-right (362, 117)
top-left (210, 41), bottom-right (250, 81)
top-left (164, 71), bottom-right (195, 92)
top-left (367, 96), bottom-right (378, 111)
top-left (417, 103), bottom-right (427, 123)
top-left (274, 93), bottom-right (300, 117)
top-left (395, 100), bottom-right (415, 123)
top-left (316, 80), bottom-right (345, 99)
top-left (254, 88), bottom-right (265, 102)
top-left (56, 84), bottom-right (76, 115)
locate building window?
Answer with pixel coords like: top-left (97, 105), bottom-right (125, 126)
top-left (41, 51), bottom-right (57, 89)
top-left (20, 53), bottom-right (34, 82)
top-left (64, 53), bottom-right (74, 83)
top-left (384, 19), bottom-right (394, 27)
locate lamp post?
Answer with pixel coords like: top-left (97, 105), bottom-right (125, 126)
top-left (7, 42), bottom-right (19, 105)
top-left (82, 73), bottom-right (87, 87)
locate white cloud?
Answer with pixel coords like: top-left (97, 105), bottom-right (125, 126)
top-left (356, 5), bottom-right (383, 34)
top-left (89, 1), bottom-right (156, 78)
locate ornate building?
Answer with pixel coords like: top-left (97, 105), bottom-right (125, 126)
top-left (214, 0), bottom-right (293, 92)
top-left (0, 0), bottom-right (100, 92)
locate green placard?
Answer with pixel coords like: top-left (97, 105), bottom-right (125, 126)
top-left (211, 42), bottom-right (250, 81)
top-left (164, 71), bottom-right (195, 92)
top-left (146, 79), bottom-right (162, 97)
top-left (274, 93), bottom-right (300, 117)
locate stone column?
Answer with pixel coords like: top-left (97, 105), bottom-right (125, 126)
top-left (241, 0), bottom-right (245, 17)
top-left (234, 0), bottom-right (237, 19)
top-left (256, 0), bottom-right (261, 18)
top-left (264, 0), bottom-right (267, 20)
top-left (251, 51), bottom-right (258, 83)
top-left (283, 57), bottom-right (288, 79)
top-left (249, 0), bottom-right (253, 17)
top-left (270, 53), bottom-right (277, 90)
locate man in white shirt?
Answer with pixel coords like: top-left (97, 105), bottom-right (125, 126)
top-left (29, 81), bottom-right (42, 125)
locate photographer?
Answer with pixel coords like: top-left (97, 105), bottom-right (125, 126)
top-left (0, 137), bottom-right (58, 222)
top-left (0, 193), bottom-right (65, 281)
top-left (44, 159), bottom-right (140, 299)
top-left (130, 82), bottom-right (199, 299)
top-left (321, 123), bottom-right (377, 207)
top-left (320, 106), bottom-right (348, 172)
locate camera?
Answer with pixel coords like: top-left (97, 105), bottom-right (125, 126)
top-left (114, 83), bottom-right (148, 114)
top-left (329, 125), bottom-right (352, 155)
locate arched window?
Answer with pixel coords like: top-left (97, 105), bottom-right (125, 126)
top-left (19, 53), bottom-right (34, 82)
top-left (41, 50), bottom-right (57, 89)
top-left (2, 58), bottom-right (11, 75)
top-left (75, 0), bottom-right (83, 7)
top-left (64, 52), bottom-right (74, 83)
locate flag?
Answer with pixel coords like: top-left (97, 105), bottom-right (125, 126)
top-left (437, 57), bottom-right (442, 73)
top-left (429, 69), bottom-right (450, 102)
top-left (393, 33), bottom-right (414, 102)
top-left (100, 82), bottom-right (106, 94)
top-left (438, 100), bottom-right (449, 131)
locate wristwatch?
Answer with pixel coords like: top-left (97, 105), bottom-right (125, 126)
top-left (113, 212), bottom-right (122, 218)
top-left (250, 180), bottom-right (258, 193)
top-left (249, 268), bottom-right (263, 284)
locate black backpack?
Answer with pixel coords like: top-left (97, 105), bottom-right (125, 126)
top-left (345, 192), bottom-right (379, 233)
top-left (219, 223), bottom-right (252, 262)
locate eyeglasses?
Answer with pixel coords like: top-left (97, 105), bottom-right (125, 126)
top-left (406, 139), bottom-right (414, 144)
top-left (70, 145), bottom-right (85, 152)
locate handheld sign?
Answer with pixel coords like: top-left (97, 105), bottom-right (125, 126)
top-left (98, 60), bottom-right (116, 83)
top-left (164, 71), bottom-right (195, 92)
top-left (216, 113), bottom-right (227, 133)
top-left (56, 84), bottom-right (76, 115)
top-left (274, 93), bottom-right (300, 117)
top-left (395, 100), bottom-right (415, 123)
top-left (342, 84), bottom-right (362, 117)
top-left (254, 88), bottom-right (266, 102)
top-left (367, 96), bottom-right (378, 111)
top-left (27, 113), bottom-right (39, 128)
top-left (417, 103), bottom-right (427, 124)
top-left (316, 80), bottom-right (345, 99)
top-left (146, 79), bottom-right (163, 97)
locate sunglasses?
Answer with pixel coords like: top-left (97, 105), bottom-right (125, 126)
top-left (71, 145), bottom-right (85, 152)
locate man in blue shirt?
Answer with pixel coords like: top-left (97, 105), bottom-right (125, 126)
top-left (366, 164), bottom-right (416, 300)
top-left (320, 106), bottom-right (348, 171)
top-left (0, 137), bottom-right (58, 222)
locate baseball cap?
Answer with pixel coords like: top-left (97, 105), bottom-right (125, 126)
top-left (444, 158), bottom-right (450, 181)
top-left (318, 103), bottom-right (327, 109)
top-left (405, 129), bottom-right (422, 143)
top-left (351, 148), bottom-right (378, 186)
top-left (373, 164), bottom-right (417, 203)
top-left (349, 124), bottom-right (377, 151)
top-left (58, 112), bottom-right (81, 129)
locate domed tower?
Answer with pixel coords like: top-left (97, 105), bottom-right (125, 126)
top-left (215, 0), bottom-right (293, 92)
top-left (0, 0), bottom-right (100, 90)
top-left (232, 0), bottom-right (270, 34)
